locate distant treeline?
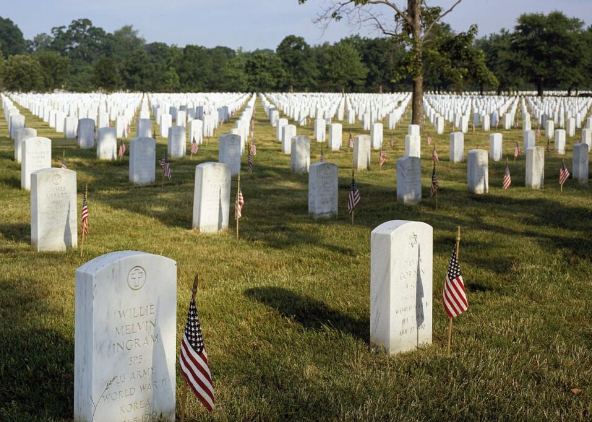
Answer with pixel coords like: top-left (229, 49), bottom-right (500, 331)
top-left (0, 11), bottom-right (590, 95)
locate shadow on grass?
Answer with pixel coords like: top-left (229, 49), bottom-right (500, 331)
top-left (244, 286), bottom-right (368, 343)
top-left (0, 223), bottom-right (30, 244)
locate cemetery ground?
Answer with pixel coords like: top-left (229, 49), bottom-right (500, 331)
top-left (1, 99), bottom-right (591, 422)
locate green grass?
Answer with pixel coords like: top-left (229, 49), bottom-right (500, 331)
top-left (0, 97), bottom-right (591, 422)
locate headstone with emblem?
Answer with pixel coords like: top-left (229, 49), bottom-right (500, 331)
top-left (370, 220), bottom-right (433, 354)
top-left (78, 118), bottom-right (96, 149)
top-left (74, 251), bottom-right (177, 422)
top-left (397, 157), bottom-right (422, 205)
top-left (31, 168), bottom-right (77, 251)
top-left (21, 137), bottom-right (52, 190)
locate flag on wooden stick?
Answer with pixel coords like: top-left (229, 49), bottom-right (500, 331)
top-left (432, 146), bottom-right (439, 163)
top-left (118, 140), bottom-right (126, 158)
top-left (430, 163), bottom-right (439, 198)
top-left (191, 137), bottom-right (199, 155)
top-left (250, 141), bottom-right (257, 156)
top-left (235, 187), bottom-right (244, 220)
top-left (378, 148), bottom-right (387, 167)
top-left (443, 249), bottom-right (468, 319)
top-left (81, 189), bottom-right (89, 235)
top-left (179, 297), bottom-right (215, 413)
top-left (503, 159), bottom-right (511, 190)
top-left (559, 160), bottom-right (570, 186)
top-left (248, 152), bottom-right (253, 173)
top-left (347, 173), bottom-right (360, 214)
top-left (427, 134), bottom-right (432, 146)
top-left (160, 153), bottom-right (172, 179)
top-left (348, 131), bottom-right (354, 148)
top-left (514, 142), bottom-right (520, 159)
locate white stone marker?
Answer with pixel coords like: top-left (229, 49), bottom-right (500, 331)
top-left (525, 147), bottom-right (545, 189)
top-left (523, 130), bottom-right (536, 152)
top-left (353, 135), bottom-right (371, 171)
top-left (75, 251), bottom-right (176, 422)
top-left (370, 220), bottom-right (433, 355)
top-left (193, 162), bottom-right (231, 232)
top-left (291, 135), bottom-right (310, 174)
top-left (436, 115), bottom-right (444, 134)
top-left (167, 126), bottom-right (186, 159)
top-left (554, 129), bottom-right (566, 155)
top-left (219, 134), bottom-right (241, 176)
top-left (78, 119), bottom-right (96, 149)
top-left (581, 128), bottom-right (592, 150)
top-left (467, 149), bottom-right (489, 194)
top-left (371, 123), bottom-right (383, 150)
top-left (189, 119), bottom-right (203, 144)
top-left (31, 168), bottom-right (77, 252)
top-left (282, 125), bottom-right (297, 154)
top-left (137, 118), bottom-right (152, 138)
top-left (405, 134), bottom-right (421, 158)
top-left (314, 119), bottom-right (326, 142)
top-left (14, 128), bottom-right (37, 163)
top-left (489, 133), bottom-right (502, 162)
top-left (328, 123), bottom-right (342, 151)
top-left (566, 117), bottom-right (576, 137)
top-left (545, 120), bottom-right (554, 139)
top-left (9, 114), bottom-right (25, 139)
top-left (97, 128), bottom-right (117, 160)
top-left (573, 143), bottom-right (589, 184)
top-left (21, 137), bottom-right (51, 190)
top-left (65, 116), bottom-right (78, 139)
top-left (129, 137), bottom-right (156, 185)
top-left (276, 118), bottom-right (288, 142)
top-left (160, 114), bottom-right (172, 138)
top-left (450, 132), bottom-right (464, 163)
top-left (396, 157), bottom-right (421, 205)
top-left (482, 115), bottom-right (490, 131)
top-left (308, 162), bottom-right (338, 219)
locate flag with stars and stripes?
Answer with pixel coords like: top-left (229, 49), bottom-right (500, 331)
top-left (191, 137), bottom-right (199, 155)
top-left (348, 131), bottom-right (354, 148)
top-left (179, 298), bottom-right (215, 413)
top-left (379, 149), bottom-right (387, 167)
top-left (432, 146), bottom-right (439, 163)
top-left (559, 161), bottom-right (570, 185)
top-left (235, 188), bottom-right (245, 219)
top-left (248, 153), bottom-right (253, 173)
top-left (118, 141), bottom-right (126, 158)
top-left (81, 191), bottom-right (89, 235)
top-left (60, 158), bottom-right (67, 169)
top-left (514, 142), bottom-right (520, 159)
top-left (430, 164), bottom-right (439, 198)
top-left (347, 175), bottom-right (360, 214)
top-left (160, 154), bottom-right (172, 179)
top-left (442, 249), bottom-right (468, 318)
top-left (250, 141), bottom-right (257, 156)
top-left (503, 161), bottom-right (511, 190)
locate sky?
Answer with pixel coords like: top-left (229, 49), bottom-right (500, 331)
top-left (3, 0), bottom-right (592, 51)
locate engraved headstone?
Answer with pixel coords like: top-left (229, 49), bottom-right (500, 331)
top-left (405, 133), bottom-right (421, 158)
top-left (573, 143), bottom-right (589, 184)
top-left (291, 135), bottom-right (310, 174)
top-left (21, 137), bottom-right (51, 190)
top-left (78, 118), bottom-right (96, 149)
top-left (308, 162), bottom-right (338, 219)
top-left (523, 130), bottom-right (536, 151)
top-left (129, 137), bottom-right (156, 185)
top-left (31, 168), bottom-right (77, 251)
top-left (167, 126), bottom-right (186, 159)
top-left (160, 114), bottom-right (172, 138)
top-left (276, 118), bottom-right (288, 142)
top-left (74, 251), bottom-right (176, 422)
top-left (397, 157), bottom-right (421, 205)
top-left (14, 127), bottom-right (37, 163)
top-left (97, 128), bottom-right (117, 160)
top-left (189, 119), bottom-right (203, 144)
top-left (467, 149), bottom-right (489, 194)
top-left (137, 119), bottom-right (152, 138)
top-left (525, 147), bottom-right (545, 189)
top-left (371, 123), bottom-right (383, 150)
top-left (554, 129), bottom-right (566, 155)
top-left (314, 119), bottom-right (326, 142)
top-left (65, 116), bottom-right (78, 139)
top-left (353, 135), bottom-right (371, 171)
top-left (370, 220), bottom-right (433, 354)
top-left (192, 162), bottom-right (231, 232)
top-left (218, 134), bottom-right (241, 176)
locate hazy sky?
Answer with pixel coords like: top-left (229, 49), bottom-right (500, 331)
top-left (4, 0), bottom-right (591, 50)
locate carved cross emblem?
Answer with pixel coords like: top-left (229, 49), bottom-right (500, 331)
top-left (409, 233), bottom-right (418, 248)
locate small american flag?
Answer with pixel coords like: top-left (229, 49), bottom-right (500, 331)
top-left (503, 161), bottom-right (511, 190)
top-left (514, 142), bottom-right (520, 158)
top-left (432, 146), bottom-right (439, 163)
top-left (559, 161), bottom-right (570, 185)
top-left (160, 154), bottom-right (172, 179)
top-left (379, 149), bottom-right (387, 167)
top-left (347, 175), bottom-right (360, 214)
top-left (81, 190), bottom-right (89, 235)
top-left (248, 153), bottom-right (253, 173)
top-left (60, 158), bottom-right (67, 169)
top-left (250, 141), bottom-right (257, 156)
top-left (235, 188), bottom-right (244, 219)
top-left (348, 131), bottom-right (354, 148)
top-left (430, 164), bottom-right (439, 198)
top-left (427, 134), bottom-right (432, 145)
top-left (443, 249), bottom-right (468, 318)
top-left (191, 137), bottom-right (199, 155)
top-left (179, 298), bottom-right (215, 413)
top-left (118, 141), bottom-right (126, 158)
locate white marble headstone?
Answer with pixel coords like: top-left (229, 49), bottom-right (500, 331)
top-left (21, 137), bottom-right (51, 190)
top-left (573, 143), bottom-right (589, 184)
top-left (291, 135), bottom-right (310, 174)
top-left (397, 157), bottom-right (421, 205)
top-left (97, 128), bottom-right (117, 160)
top-left (489, 133), bottom-right (502, 162)
top-left (449, 132), bottom-right (464, 163)
top-left (308, 162), bottom-right (338, 219)
top-left (467, 149), bottom-right (488, 194)
top-left (78, 118), bottom-right (96, 149)
top-left (75, 251), bottom-right (177, 422)
top-left (129, 137), bottom-right (156, 185)
top-left (218, 134), bottom-right (241, 176)
top-left (193, 162), bottom-right (231, 232)
top-left (526, 147), bottom-right (545, 189)
top-left (353, 135), bottom-right (371, 171)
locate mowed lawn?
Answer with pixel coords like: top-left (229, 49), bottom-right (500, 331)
top-left (0, 96), bottom-right (591, 422)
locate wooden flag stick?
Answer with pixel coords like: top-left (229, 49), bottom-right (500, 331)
top-left (236, 175), bottom-right (241, 239)
top-left (80, 184), bottom-right (88, 258)
top-left (447, 226), bottom-right (461, 357)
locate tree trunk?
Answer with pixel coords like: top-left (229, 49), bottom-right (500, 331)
top-left (409, 0), bottom-right (424, 127)
top-left (567, 87), bottom-right (572, 97)
top-left (537, 78), bottom-right (544, 97)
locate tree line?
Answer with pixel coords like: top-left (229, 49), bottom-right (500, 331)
top-left (0, 11), bottom-right (589, 95)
